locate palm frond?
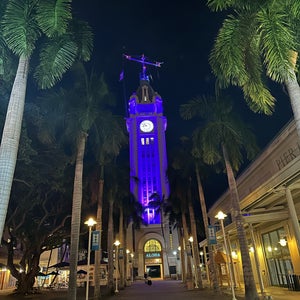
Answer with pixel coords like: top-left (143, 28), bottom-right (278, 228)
top-left (34, 36), bottom-right (77, 89)
top-left (180, 95), bottom-right (213, 120)
top-left (35, 0), bottom-right (72, 37)
top-left (242, 80), bottom-right (275, 114)
top-left (210, 14), bottom-right (249, 87)
top-left (258, 8), bottom-right (296, 82)
top-left (2, 0), bottom-right (40, 57)
top-left (207, 0), bottom-right (234, 12)
top-left (69, 19), bottom-right (93, 62)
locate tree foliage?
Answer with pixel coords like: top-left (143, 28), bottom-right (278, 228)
top-left (2, 103), bottom-right (73, 294)
top-left (208, 0), bottom-right (300, 114)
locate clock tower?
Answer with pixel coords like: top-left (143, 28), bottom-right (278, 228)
top-left (125, 55), bottom-right (179, 280)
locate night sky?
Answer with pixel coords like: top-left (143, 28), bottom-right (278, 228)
top-left (73, 0), bottom-right (293, 206)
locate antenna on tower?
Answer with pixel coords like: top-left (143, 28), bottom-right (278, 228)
top-left (123, 54), bottom-right (163, 81)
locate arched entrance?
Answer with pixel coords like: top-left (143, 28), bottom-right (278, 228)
top-left (144, 239), bottom-right (163, 279)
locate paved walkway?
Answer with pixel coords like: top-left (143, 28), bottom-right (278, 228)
top-left (0, 280), bottom-right (299, 300)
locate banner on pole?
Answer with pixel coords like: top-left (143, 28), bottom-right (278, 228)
top-left (119, 248), bottom-right (124, 259)
top-left (92, 230), bottom-right (100, 251)
top-left (208, 225), bottom-right (217, 245)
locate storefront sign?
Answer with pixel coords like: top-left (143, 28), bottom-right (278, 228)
top-left (145, 252), bottom-right (161, 258)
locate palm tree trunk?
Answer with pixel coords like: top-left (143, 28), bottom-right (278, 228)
top-left (285, 70), bottom-right (300, 139)
top-left (0, 55), bottom-right (29, 241)
top-left (181, 211), bottom-right (193, 283)
top-left (107, 189), bottom-right (114, 291)
top-left (119, 207), bottom-right (125, 289)
top-left (68, 131), bottom-right (87, 300)
top-left (195, 163), bottom-right (221, 294)
top-left (222, 144), bottom-right (259, 300)
top-left (187, 177), bottom-right (202, 288)
top-left (94, 165), bottom-right (104, 299)
top-left (178, 228), bottom-right (186, 282)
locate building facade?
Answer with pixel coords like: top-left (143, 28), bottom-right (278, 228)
top-left (126, 75), bottom-right (179, 280)
top-left (201, 119), bottom-right (300, 292)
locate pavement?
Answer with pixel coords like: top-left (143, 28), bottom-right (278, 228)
top-left (0, 279), bottom-right (299, 300)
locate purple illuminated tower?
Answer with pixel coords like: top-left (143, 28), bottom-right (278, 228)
top-left (126, 56), bottom-right (169, 225)
top-left (125, 55), bottom-right (179, 280)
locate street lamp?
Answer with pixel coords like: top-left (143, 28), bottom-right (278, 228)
top-left (188, 236), bottom-right (198, 288)
top-left (130, 253), bottom-right (134, 282)
top-left (215, 211), bottom-right (237, 300)
top-left (114, 240), bottom-right (121, 293)
top-left (84, 217), bottom-right (97, 300)
top-left (200, 251), bottom-right (204, 266)
top-left (126, 249), bottom-right (130, 283)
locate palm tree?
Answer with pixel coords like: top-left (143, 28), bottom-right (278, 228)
top-left (88, 112), bottom-right (127, 298)
top-left (110, 166), bottom-right (144, 291)
top-left (113, 165), bottom-right (131, 290)
top-left (173, 136), bottom-right (221, 293)
top-left (167, 166), bottom-right (193, 286)
top-left (121, 192), bottom-right (144, 284)
top-left (194, 162), bottom-right (220, 294)
top-left (39, 64), bottom-right (112, 300)
top-left (0, 0), bottom-right (93, 242)
top-left (208, 1), bottom-right (300, 138)
top-left (171, 138), bottom-right (207, 289)
top-left (104, 163), bottom-right (124, 292)
top-left (180, 94), bottom-right (259, 300)
top-left (107, 187), bottom-right (115, 292)
top-left (186, 178), bottom-right (203, 289)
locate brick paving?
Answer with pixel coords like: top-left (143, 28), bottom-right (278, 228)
top-left (0, 279), bottom-right (299, 300)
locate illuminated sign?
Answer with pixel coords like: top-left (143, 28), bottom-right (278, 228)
top-left (145, 252), bottom-right (161, 258)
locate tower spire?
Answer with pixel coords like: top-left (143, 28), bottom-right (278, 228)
top-left (123, 54), bottom-right (163, 81)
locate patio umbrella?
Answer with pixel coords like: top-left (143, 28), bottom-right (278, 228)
top-left (77, 270), bottom-right (87, 275)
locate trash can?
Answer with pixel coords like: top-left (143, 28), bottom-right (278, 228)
top-left (292, 274), bottom-right (300, 291)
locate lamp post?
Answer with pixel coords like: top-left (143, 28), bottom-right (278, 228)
top-left (188, 236), bottom-right (198, 288)
top-left (215, 211), bottom-right (236, 300)
top-left (84, 218), bottom-right (97, 300)
top-left (199, 251), bottom-right (204, 265)
top-left (114, 240), bottom-right (121, 293)
top-left (126, 249), bottom-right (130, 283)
top-left (130, 253), bottom-right (134, 283)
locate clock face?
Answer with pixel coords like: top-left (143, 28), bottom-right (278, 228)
top-left (140, 120), bottom-right (154, 133)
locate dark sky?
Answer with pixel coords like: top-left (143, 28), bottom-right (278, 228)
top-left (73, 0), bottom-right (293, 206)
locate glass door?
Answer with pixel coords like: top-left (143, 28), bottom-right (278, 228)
top-left (262, 228), bottom-right (293, 287)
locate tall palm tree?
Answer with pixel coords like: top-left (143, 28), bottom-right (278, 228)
top-left (0, 0), bottom-right (93, 242)
top-left (113, 165), bottom-right (131, 290)
top-left (187, 183), bottom-right (203, 289)
top-left (173, 136), bottom-right (221, 293)
top-left (121, 192), bottom-right (144, 284)
top-left (107, 187), bottom-right (115, 292)
top-left (104, 163), bottom-right (124, 292)
top-left (40, 64), bottom-right (111, 300)
top-left (180, 94), bottom-right (259, 300)
top-left (167, 166), bottom-right (193, 286)
top-left (171, 138), bottom-right (207, 289)
top-left (208, 1), bottom-right (300, 137)
top-left (194, 162), bottom-right (220, 294)
top-left (88, 112), bottom-right (127, 299)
